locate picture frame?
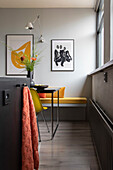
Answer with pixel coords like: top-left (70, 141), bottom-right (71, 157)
top-left (51, 39), bottom-right (74, 71)
top-left (6, 34), bottom-right (34, 76)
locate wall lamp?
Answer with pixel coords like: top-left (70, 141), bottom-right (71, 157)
top-left (25, 15), bottom-right (45, 43)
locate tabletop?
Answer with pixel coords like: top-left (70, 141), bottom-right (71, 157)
top-left (31, 84), bottom-right (60, 93)
top-left (38, 87), bottom-right (60, 93)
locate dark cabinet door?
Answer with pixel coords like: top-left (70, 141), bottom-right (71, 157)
top-left (0, 78), bottom-right (30, 170)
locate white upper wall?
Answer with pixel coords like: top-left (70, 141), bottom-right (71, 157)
top-left (0, 0), bottom-right (96, 8)
top-left (0, 8), bottom-right (96, 97)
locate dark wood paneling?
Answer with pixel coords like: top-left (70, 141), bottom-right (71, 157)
top-left (38, 107), bottom-right (86, 121)
top-left (0, 78), bottom-right (30, 170)
top-left (88, 100), bottom-right (113, 170)
top-left (92, 66), bottom-right (113, 122)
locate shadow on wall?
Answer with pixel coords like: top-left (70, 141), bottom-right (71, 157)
top-left (80, 76), bottom-right (92, 99)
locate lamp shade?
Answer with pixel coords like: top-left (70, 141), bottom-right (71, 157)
top-left (25, 22), bottom-right (34, 30)
top-left (38, 35), bottom-right (45, 43)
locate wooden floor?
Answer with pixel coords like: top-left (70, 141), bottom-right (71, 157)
top-left (38, 121), bottom-right (100, 170)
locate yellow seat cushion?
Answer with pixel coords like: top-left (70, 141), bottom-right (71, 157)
top-left (40, 97), bottom-right (87, 104)
top-left (43, 106), bottom-right (48, 110)
top-left (30, 88), bottom-right (43, 113)
top-left (46, 87), bottom-right (65, 98)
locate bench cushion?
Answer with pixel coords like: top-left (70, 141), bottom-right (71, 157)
top-left (38, 93), bottom-right (46, 98)
top-left (40, 97), bottom-right (87, 104)
top-left (46, 87), bottom-right (65, 98)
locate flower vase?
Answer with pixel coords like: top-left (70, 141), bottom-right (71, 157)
top-left (27, 71), bottom-right (35, 86)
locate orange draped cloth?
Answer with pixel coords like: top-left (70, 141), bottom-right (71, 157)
top-left (22, 86), bottom-right (39, 170)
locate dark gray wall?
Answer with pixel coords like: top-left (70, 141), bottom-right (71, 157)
top-left (92, 66), bottom-right (113, 122)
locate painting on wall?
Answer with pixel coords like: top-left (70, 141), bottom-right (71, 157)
top-left (51, 39), bottom-right (74, 71)
top-left (6, 34), bottom-right (34, 76)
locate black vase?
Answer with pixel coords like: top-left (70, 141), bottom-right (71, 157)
top-left (27, 71), bottom-right (35, 86)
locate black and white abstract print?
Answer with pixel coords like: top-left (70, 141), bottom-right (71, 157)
top-left (51, 39), bottom-right (74, 71)
top-left (54, 45), bottom-right (72, 67)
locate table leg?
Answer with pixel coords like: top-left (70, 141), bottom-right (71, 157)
top-left (51, 90), bottom-right (60, 140)
top-left (51, 92), bottom-right (53, 139)
top-left (57, 90), bottom-right (59, 124)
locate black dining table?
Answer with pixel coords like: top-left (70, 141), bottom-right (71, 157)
top-left (31, 85), bottom-right (60, 140)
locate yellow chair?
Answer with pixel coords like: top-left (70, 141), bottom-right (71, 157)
top-left (30, 88), bottom-right (50, 142)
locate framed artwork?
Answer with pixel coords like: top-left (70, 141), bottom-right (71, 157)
top-left (51, 39), bottom-right (74, 71)
top-left (6, 34), bottom-right (34, 76)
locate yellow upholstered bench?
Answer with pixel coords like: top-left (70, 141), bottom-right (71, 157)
top-left (37, 87), bottom-right (87, 120)
top-left (40, 97), bottom-right (87, 107)
top-left (39, 87), bottom-right (87, 107)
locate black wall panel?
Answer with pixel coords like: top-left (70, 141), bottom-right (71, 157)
top-left (92, 67), bottom-right (113, 122)
top-left (88, 100), bottom-right (113, 170)
top-left (0, 78), bottom-right (30, 170)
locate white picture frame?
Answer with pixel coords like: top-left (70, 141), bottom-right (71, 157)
top-left (6, 34), bottom-right (34, 76)
top-left (51, 39), bottom-right (74, 71)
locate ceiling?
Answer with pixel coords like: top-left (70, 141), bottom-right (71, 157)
top-left (0, 0), bottom-right (97, 8)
